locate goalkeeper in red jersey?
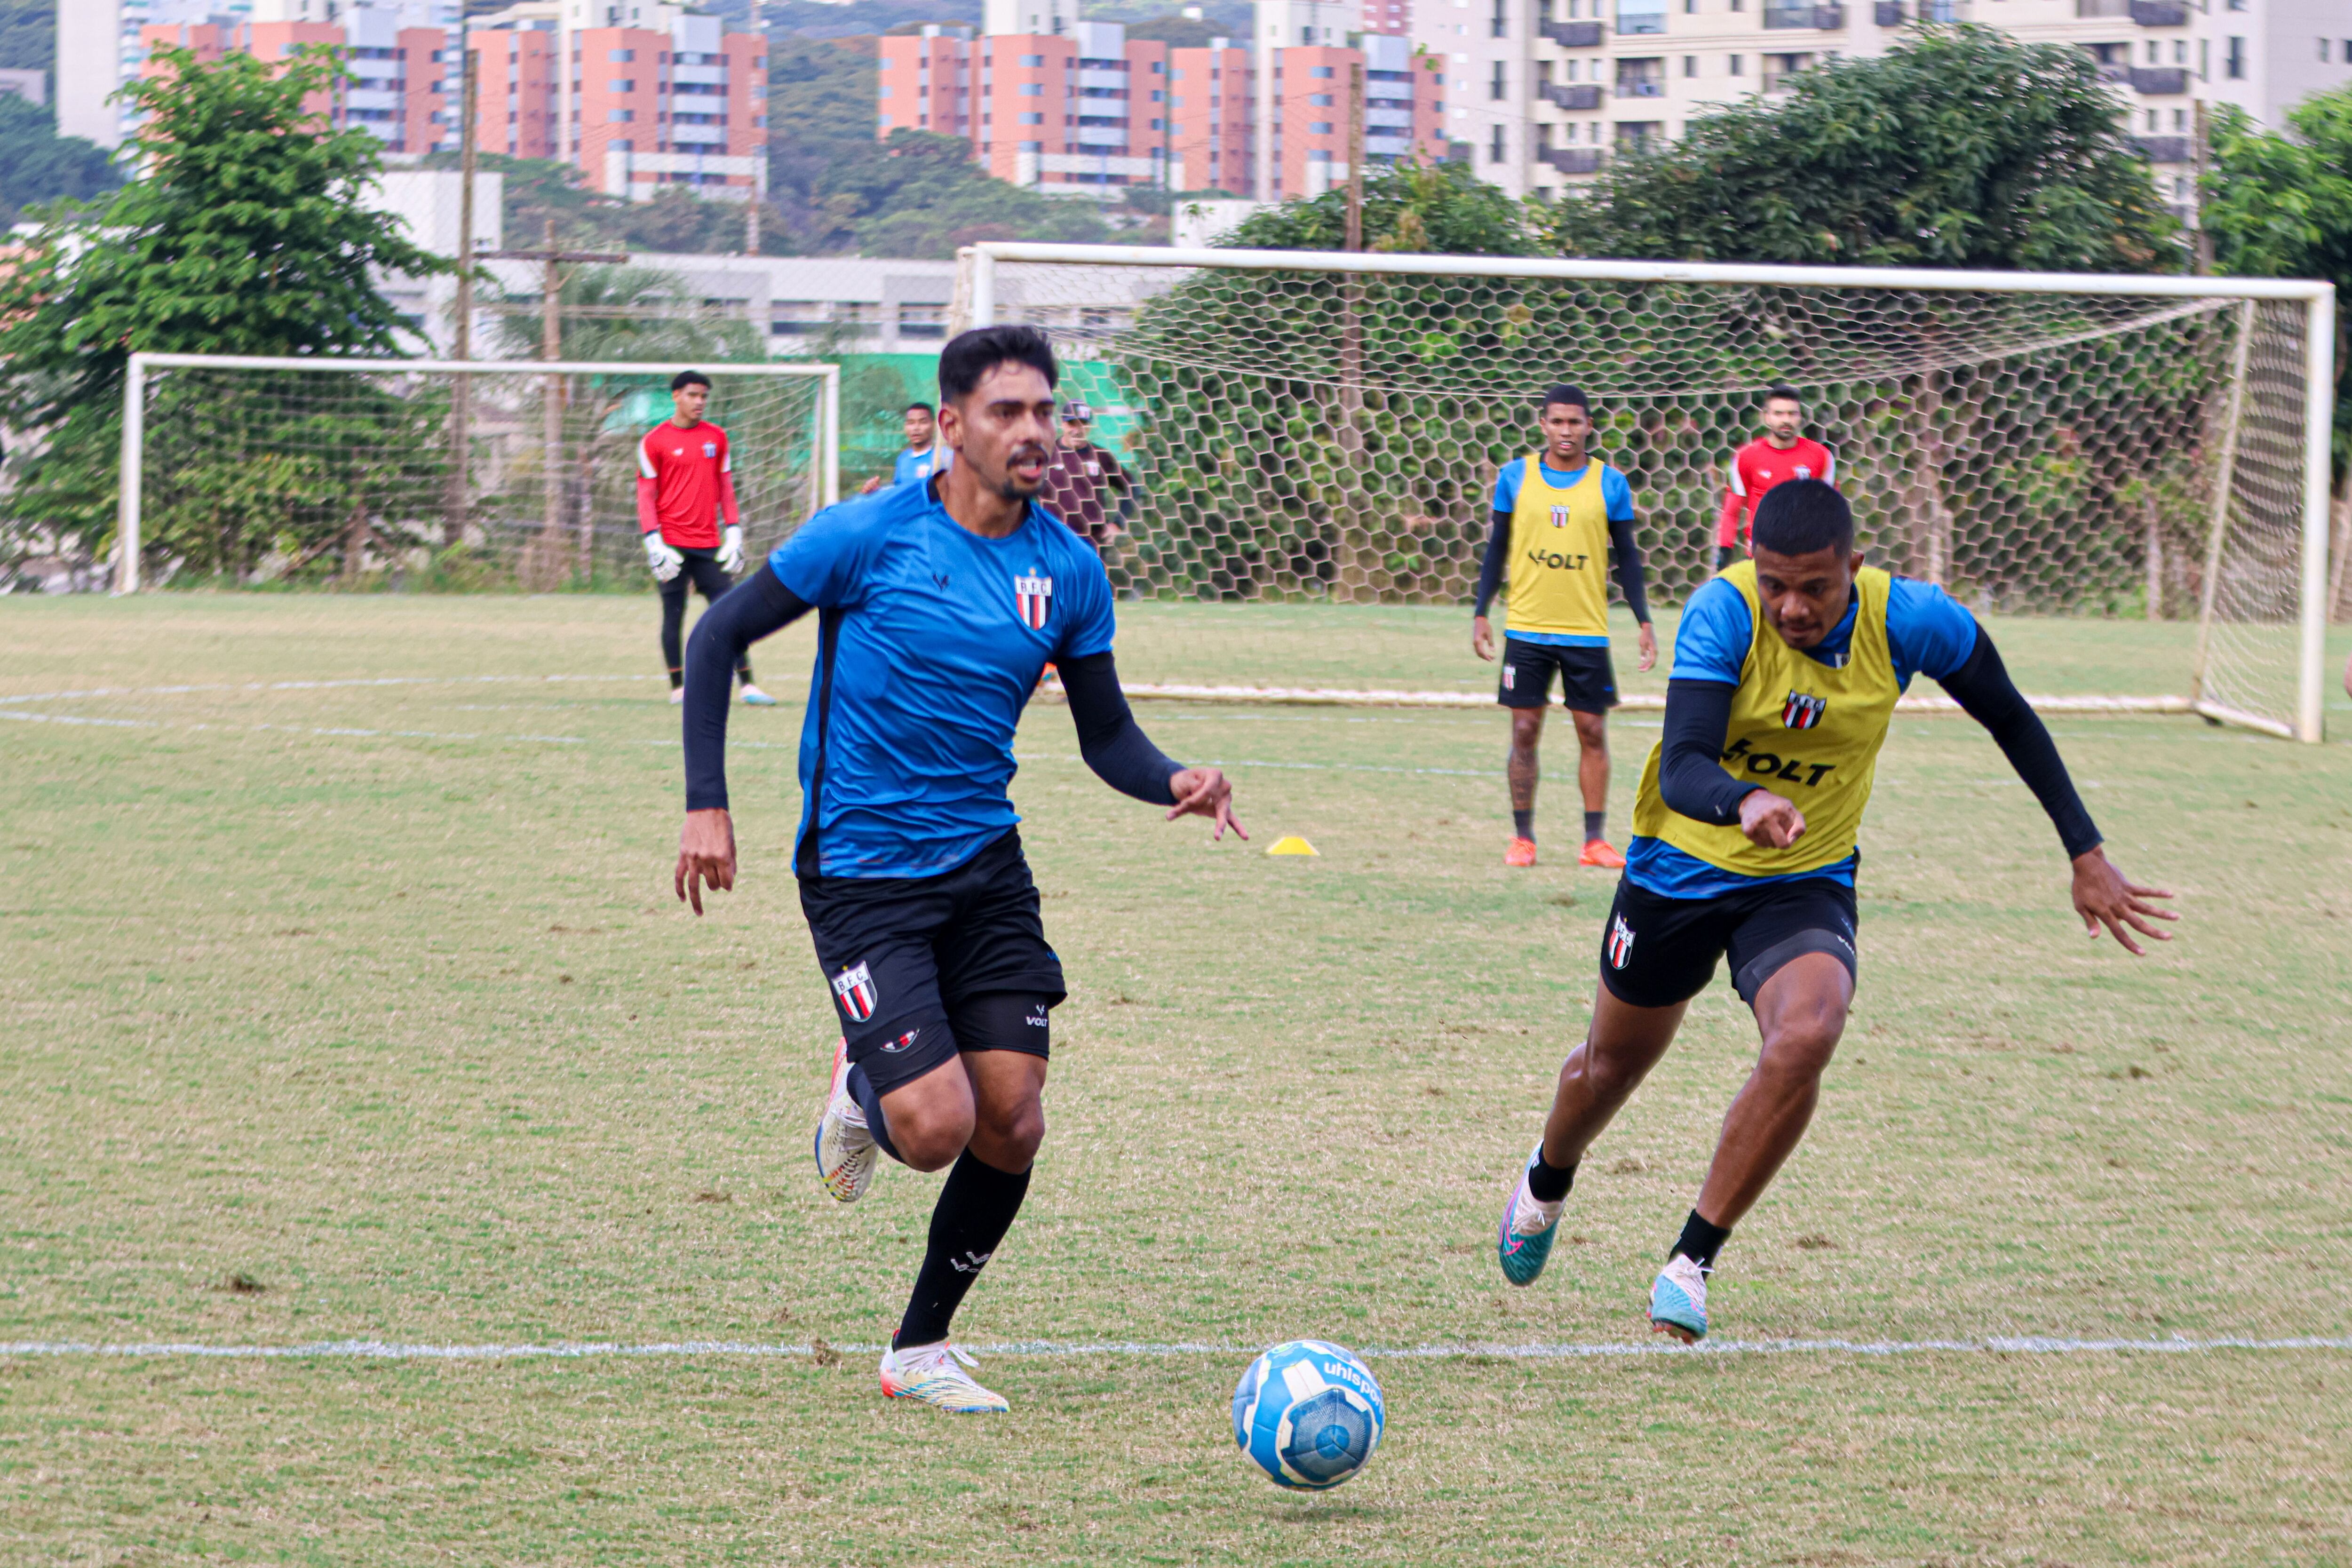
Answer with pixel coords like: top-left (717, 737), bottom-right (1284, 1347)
top-left (1716, 387), bottom-right (1836, 571)
top-left (639, 370), bottom-right (775, 707)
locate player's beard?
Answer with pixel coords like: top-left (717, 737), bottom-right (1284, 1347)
top-left (992, 440), bottom-right (1050, 502)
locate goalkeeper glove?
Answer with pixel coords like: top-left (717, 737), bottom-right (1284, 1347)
top-left (644, 532), bottom-right (685, 582)
top-left (717, 525), bottom-right (745, 574)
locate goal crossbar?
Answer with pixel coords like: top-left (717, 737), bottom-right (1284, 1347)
top-left (115, 353), bottom-right (841, 595)
top-left (967, 244), bottom-right (2336, 743)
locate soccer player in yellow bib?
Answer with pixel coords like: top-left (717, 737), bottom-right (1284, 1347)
top-left (1491, 479), bottom-right (2178, 1341)
top-left (1472, 384), bottom-right (1658, 869)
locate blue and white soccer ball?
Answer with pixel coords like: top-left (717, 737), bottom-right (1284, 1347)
top-left (1231, 1339), bottom-right (1386, 1491)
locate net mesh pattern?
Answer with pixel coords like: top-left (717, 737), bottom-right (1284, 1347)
top-left (133, 366), bottom-right (826, 590)
top-left (976, 257), bottom-right (2318, 728)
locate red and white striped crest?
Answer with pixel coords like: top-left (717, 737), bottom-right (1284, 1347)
top-left (1781, 691), bottom-right (1828, 730)
top-left (831, 962), bottom-right (878, 1023)
top-left (1014, 573), bottom-right (1053, 630)
top-left (1606, 915), bottom-right (1635, 970)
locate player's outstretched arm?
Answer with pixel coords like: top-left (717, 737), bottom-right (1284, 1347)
top-left (1937, 629), bottom-right (2177, 955)
top-left (1059, 652), bottom-right (1245, 842)
top-left (675, 563), bottom-right (811, 912)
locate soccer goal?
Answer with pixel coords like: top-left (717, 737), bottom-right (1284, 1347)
top-left (957, 243), bottom-right (2337, 743)
top-left (115, 353), bottom-right (839, 595)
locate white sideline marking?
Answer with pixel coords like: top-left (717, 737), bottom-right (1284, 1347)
top-left (1122, 684), bottom-right (2195, 716)
top-left (5, 1334), bottom-right (2345, 1363)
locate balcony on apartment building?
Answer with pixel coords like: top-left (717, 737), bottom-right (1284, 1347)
top-left (1762, 52), bottom-right (1813, 92)
top-left (2079, 0), bottom-right (2188, 21)
top-left (1615, 58), bottom-right (1665, 97)
top-left (1764, 2), bottom-right (1844, 28)
top-left (1541, 81), bottom-right (1604, 109)
top-left (2129, 66), bottom-right (2188, 93)
top-left (1540, 19), bottom-right (1605, 46)
top-left (2134, 135), bottom-right (2190, 162)
top-left (1540, 146), bottom-right (1605, 173)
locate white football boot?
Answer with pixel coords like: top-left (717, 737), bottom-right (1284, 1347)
top-left (812, 1038), bottom-right (877, 1204)
top-left (1648, 1253), bottom-right (1710, 1343)
top-left (879, 1340), bottom-right (1009, 1414)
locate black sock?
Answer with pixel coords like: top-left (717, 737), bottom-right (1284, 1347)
top-left (1526, 1147), bottom-right (1576, 1203)
top-left (738, 662), bottom-right (754, 686)
top-left (896, 1149), bottom-right (1032, 1347)
top-left (667, 667), bottom-right (684, 690)
top-left (1672, 1209), bottom-right (1731, 1273)
top-left (1584, 810), bottom-right (1606, 843)
top-left (1512, 809), bottom-right (1534, 839)
top-left (845, 1061), bottom-right (901, 1164)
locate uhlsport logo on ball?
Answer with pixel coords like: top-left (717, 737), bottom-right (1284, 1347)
top-left (1231, 1340), bottom-right (1385, 1490)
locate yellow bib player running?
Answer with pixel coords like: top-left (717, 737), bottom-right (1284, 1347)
top-left (1487, 478), bottom-right (2179, 1342)
top-left (1471, 384), bottom-right (1658, 870)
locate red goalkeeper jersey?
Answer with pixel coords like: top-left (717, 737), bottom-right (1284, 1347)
top-left (636, 420), bottom-right (738, 549)
top-left (1717, 435), bottom-right (1836, 549)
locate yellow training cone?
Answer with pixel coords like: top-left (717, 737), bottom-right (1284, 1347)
top-left (1266, 836), bottom-right (1319, 857)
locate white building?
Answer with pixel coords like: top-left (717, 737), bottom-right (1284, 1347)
top-left (1413, 0), bottom-right (1537, 196)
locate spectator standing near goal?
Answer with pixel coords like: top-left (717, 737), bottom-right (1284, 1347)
top-left (1039, 400), bottom-right (1133, 551)
top-left (1717, 386), bottom-right (1836, 571)
top-left (860, 402), bottom-right (951, 494)
top-left (1472, 384), bottom-right (1659, 870)
top-left (638, 370), bottom-right (774, 707)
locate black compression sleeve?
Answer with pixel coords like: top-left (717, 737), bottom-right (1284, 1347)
top-left (683, 563), bottom-right (810, 812)
top-left (1058, 651), bottom-right (1182, 806)
top-left (1607, 513), bottom-right (1652, 625)
top-left (1658, 678), bottom-right (1761, 825)
top-left (1473, 509), bottom-right (1510, 618)
top-left (1937, 627), bottom-right (2104, 859)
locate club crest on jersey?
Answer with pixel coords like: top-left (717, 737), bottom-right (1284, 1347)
top-left (1781, 691), bottom-right (1829, 730)
top-left (702, 441), bottom-right (718, 459)
top-left (1013, 573), bottom-right (1053, 630)
top-left (831, 963), bottom-right (877, 1022)
top-left (1549, 503), bottom-right (1569, 528)
top-left (1607, 915), bottom-right (1635, 970)
top-left (1794, 464), bottom-right (1812, 479)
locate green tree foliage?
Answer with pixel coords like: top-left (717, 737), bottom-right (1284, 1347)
top-left (0, 93), bottom-right (120, 228)
top-left (0, 46), bottom-right (452, 575)
top-left (1546, 26), bottom-right (2178, 273)
top-left (810, 129), bottom-right (1112, 259)
top-left (1221, 158), bottom-right (1537, 256)
top-left (0, 0), bottom-right (51, 69)
top-left (2203, 89), bottom-right (2352, 469)
top-left (420, 150), bottom-right (783, 257)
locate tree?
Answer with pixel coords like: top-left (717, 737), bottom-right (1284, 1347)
top-left (1221, 158), bottom-right (1537, 256)
top-left (0, 45), bottom-right (452, 574)
top-left (0, 0), bottom-right (51, 70)
top-left (0, 93), bottom-right (120, 228)
top-left (1546, 26), bottom-right (2178, 273)
top-left (816, 129), bottom-right (1112, 259)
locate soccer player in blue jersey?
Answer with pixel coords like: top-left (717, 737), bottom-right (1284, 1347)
top-left (858, 402), bottom-right (950, 494)
top-left (1491, 480), bottom-right (2177, 1341)
top-left (672, 326), bottom-right (1243, 1414)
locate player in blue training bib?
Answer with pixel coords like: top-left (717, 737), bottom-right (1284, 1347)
top-left (671, 326), bottom-right (1243, 1416)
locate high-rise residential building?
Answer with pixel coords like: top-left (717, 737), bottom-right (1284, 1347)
top-left (1169, 38), bottom-right (1256, 196)
top-left (1266, 32), bottom-right (1448, 199)
top-left (1412, 0), bottom-right (1535, 195)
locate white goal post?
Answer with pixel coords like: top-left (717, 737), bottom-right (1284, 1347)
top-left (960, 242), bottom-right (2336, 743)
top-left (116, 352), bottom-right (839, 596)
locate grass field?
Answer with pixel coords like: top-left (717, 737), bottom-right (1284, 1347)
top-left (4, 595), bottom-right (2351, 1565)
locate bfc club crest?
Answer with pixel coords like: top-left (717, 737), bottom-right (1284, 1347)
top-left (1793, 464), bottom-right (1813, 480)
top-left (1549, 503), bottom-right (1570, 528)
top-left (1606, 915), bottom-right (1636, 970)
top-left (1014, 573), bottom-right (1054, 630)
top-left (1781, 690), bottom-right (1829, 730)
top-left (831, 962), bottom-right (878, 1023)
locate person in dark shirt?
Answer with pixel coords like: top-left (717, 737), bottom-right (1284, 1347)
top-left (1038, 400), bottom-right (1133, 549)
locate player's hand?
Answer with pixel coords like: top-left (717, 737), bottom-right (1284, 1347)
top-left (2070, 847), bottom-right (2177, 956)
top-left (675, 807), bottom-right (737, 915)
top-left (717, 525), bottom-right (745, 574)
top-left (1737, 789), bottom-right (1805, 849)
top-left (859, 475), bottom-right (884, 495)
top-left (644, 533), bottom-right (685, 582)
top-left (1166, 766), bottom-right (1246, 843)
top-left (1636, 621), bottom-right (1658, 673)
top-left (1472, 615), bottom-right (1497, 662)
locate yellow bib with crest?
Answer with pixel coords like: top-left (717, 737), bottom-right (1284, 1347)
top-left (1632, 561), bottom-right (1900, 878)
top-left (1503, 455), bottom-right (1612, 639)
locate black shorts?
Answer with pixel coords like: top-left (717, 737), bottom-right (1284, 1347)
top-left (1598, 873), bottom-right (1858, 1009)
top-left (797, 827), bottom-right (1065, 1094)
top-left (1498, 638), bottom-right (1619, 713)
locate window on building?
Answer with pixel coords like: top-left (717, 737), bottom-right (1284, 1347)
top-left (1019, 110), bottom-right (1044, 123)
top-left (1019, 82), bottom-right (1042, 94)
top-left (607, 107), bottom-right (634, 121)
top-left (1728, 53), bottom-right (1743, 74)
top-left (1684, 54), bottom-right (1697, 75)
top-left (1489, 122), bottom-right (1505, 161)
top-left (1614, 119), bottom-right (1660, 150)
top-left (898, 304), bottom-right (948, 340)
top-left (1310, 92), bottom-right (1335, 104)
top-left (609, 79), bottom-right (635, 92)
top-left (1019, 53), bottom-right (1045, 65)
top-left (1491, 0), bottom-right (1508, 37)
top-left (1617, 0), bottom-right (1667, 33)
top-left (608, 48), bottom-right (632, 61)
top-left (2226, 35), bottom-right (2245, 76)
top-left (1762, 52), bottom-right (1811, 91)
top-left (1490, 59), bottom-right (1506, 98)
top-left (1310, 119), bottom-right (1335, 132)
top-left (1311, 64), bottom-right (1335, 77)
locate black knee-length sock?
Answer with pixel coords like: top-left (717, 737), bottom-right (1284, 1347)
top-left (895, 1149), bottom-right (1032, 1347)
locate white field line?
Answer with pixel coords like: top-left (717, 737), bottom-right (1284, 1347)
top-left (4, 1335), bottom-right (2346, 1363)
top-left (0, 673), bottom-right (660, 707)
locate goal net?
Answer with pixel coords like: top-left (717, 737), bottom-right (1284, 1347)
top-left (957, 244), bottom-right (2335, 741)
top-left (116, 355), bottom-right (837, 594)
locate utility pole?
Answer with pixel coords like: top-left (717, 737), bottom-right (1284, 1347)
top-left (446, 20), bottom-right (478, 544)
top-left (2191, 96), bottom-right (2213, 277)
top-left (480, 222), bottom-right (627, 586)
top-left (1344, 59), bottom-right (1364, 252)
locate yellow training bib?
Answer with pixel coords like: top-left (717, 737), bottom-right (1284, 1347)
top-left (1503, 455), bottom-right (1613, 640)
top-left (1632, 562), bottom-right (1900, 878)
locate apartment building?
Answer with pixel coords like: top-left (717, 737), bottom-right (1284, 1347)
top-left (1169, 39), bottom-right (1255, 195)
top-left (1266, 33), bottom-right (1449, 199)
top-left (1413, 0), bottom-right (1538, 195)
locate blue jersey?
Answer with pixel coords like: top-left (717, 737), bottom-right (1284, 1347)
top-left (1627, 573), bottom-right (1980, 899)
top-left (1491, 457), bottom-right (1636, 648)
top-left (770, 483), bottom-right (1116, 879)
top-left (893, 445), bottom-right (946, 488)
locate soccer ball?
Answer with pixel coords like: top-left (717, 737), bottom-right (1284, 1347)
top-left (1230, 1339), bottom-right (1386, 1490)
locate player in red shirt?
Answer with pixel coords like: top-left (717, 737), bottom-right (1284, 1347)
top-left (638, 370), bottom-right (774, 706)
top-left (1716, 387), bottom-right (1836, 570)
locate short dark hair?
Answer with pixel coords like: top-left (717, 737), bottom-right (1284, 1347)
top-left (938, 325), bottom-right (1058, 405)
top-left (1751, 478), bottom-right (1852, 557)
top-left (1764, 385), bottom-right (1803, 406)
top-left (905, 401), bottom-right (934, 415)
top-left (670, 370), bottom-right (711, 392)
top-left (1541, 383), bottom-right (1590, 415)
